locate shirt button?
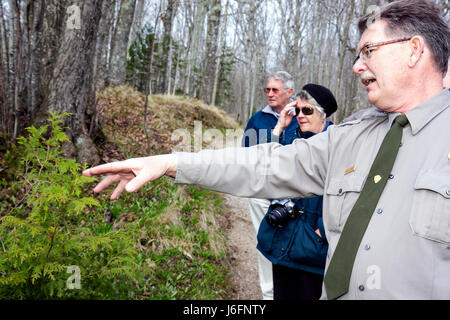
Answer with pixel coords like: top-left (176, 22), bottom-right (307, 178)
top-left (376, 208), bottom-right (383, 214)
top-left (446, 190), bottom-right (450, 196)
top-left (399, 142), bottom-right (403, 147)
top-left (389, 174), bottom-right (394, 179)
top-left (358, 285), bottom-right (365, 291)
top-left (338, 188), bottom-right (343, 194)
top-left (364, 244), bottom-right (371, 250)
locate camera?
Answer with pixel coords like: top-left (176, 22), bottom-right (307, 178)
top-left (265, 199), bottom-right (303, 228)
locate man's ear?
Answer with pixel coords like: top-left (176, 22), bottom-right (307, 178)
top-left (408, 36), bottom-right (425, 68)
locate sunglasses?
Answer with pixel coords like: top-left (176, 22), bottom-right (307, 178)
top-left (295, 106), bottom-right (315, 116)
top-left (264, 87), bottom-right (281, 94)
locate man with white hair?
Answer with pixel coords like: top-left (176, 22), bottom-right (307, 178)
top-left (241, 70), bottom-right (298, 300)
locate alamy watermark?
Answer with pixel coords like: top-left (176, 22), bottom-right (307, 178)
top-left (366, 265), bottom-right (381, 290)
top-left (66, 265), bottom-right (81, 290)
top-left (66, 5), bottom-right (81, 31)
top-left (170, 121), bottom-right (287, 177)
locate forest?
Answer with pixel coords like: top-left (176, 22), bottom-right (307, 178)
top-left (0, 0), bottom-right (446, 162)
top-left (0, 0), bottom-right (448, 300)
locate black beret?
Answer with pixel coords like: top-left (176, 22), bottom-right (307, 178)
top-left (301, 84), bottom-right (338, 117)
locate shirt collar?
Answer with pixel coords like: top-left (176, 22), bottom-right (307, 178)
top-left (262, 105), bottom-right (280, 118)
top-left (261, 96), bottom-right (295, 119)
top-left (297, 120), bottom-right (333, 138)
top-left (403, 89), bottom-right (450, 135)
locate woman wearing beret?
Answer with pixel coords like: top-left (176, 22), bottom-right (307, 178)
top-left (257, 83), bottom-right (338, 300)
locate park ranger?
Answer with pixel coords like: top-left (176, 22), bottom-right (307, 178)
top-left (84, 0), bottom-right (450, 300)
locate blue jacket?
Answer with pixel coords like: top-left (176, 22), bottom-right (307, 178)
top-left (256, 121), bottom-right (333, 275)
top-left (242, 104), bottom-right (299, 147)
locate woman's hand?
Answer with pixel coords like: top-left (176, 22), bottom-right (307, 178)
top-left (82, 154), bottom-right (178, 200)
top-left (272, 100), bottom-right (298, 136)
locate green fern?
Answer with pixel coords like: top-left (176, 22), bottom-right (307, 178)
top-left (0, 113), bottom-right (143, 299)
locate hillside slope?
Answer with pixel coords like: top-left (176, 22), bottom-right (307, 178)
top-left (96, 86), bottom-right (242, 159)
top-left (95, 86), bottom-right (259, 299)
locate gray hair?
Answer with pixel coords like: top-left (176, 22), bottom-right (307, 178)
top-left (267, 71), bottom-right (295, 91)
top-left (296, 91), bottom-right (326, 118)
top-left (358, 0), bottom-right (449, 75)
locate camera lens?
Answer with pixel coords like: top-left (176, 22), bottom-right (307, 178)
top-left (266, 206), bottom-right (289, 228)
top-left (266, 201), bottom-right (301, 228)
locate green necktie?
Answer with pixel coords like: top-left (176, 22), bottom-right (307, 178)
top-left (324, 114), bottom-right (409, 300)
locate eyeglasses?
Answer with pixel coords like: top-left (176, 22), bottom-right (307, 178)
top-left (295, 106), bottom-right (315, 116)
top-left (264, 87), bottom-right (281, 94)
top-left (353, 37), bottom-right (412, 65)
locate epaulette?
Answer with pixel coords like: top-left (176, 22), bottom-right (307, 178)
top-left (337, 107), bottom-right (387, 127)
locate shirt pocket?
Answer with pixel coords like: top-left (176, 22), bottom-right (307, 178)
top-left (325, 173), bottom-right (366, 232)
top-left (409, 170), bottom-right (450, 245)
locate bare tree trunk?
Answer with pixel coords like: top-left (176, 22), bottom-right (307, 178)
top-left (200, 0), bottom-right (221, 105)
top-left (9, 0), bottom-right (21, 138)
top-left (40, 0), bottom-right (68, 92)
top-left (244, 0), bottom-right (258, 122)
top-left (90, 0), bottom-right (116, 136)
top-left (212, 0), bottom-right (229, 106)
top-left (23, 0), bottom-right (31, 121)
top-left (179, 0), bottom-right (193, 96)
top-left (0, 56), bottom-right (5, 139)
top-left (129, 0), bottom-right (145, 46)
top-left (248, 64), bottom-right (257, 121)
top-left (28, 0), bottom-right (44, 120)
top-left (0, 2), bottom-right (8, 86)
top-left (93, 0), bottom-right (115, 92)
top-left (184, 0), bottom-right (207, 97)
top-left (108, 0), bottom-right (136, 86)
top-left (308, 0), bottom-right (320, 82)
top-left (0, 0), bottom-right (11, 137)
top-left (148, 4), bottom-right (162, 95)
top-left (172, 55), bottom-right (180, 95)
top-left (161, 0), bottom-right (179, 94)
top-left (143, 28), bottom-right (156, 153)
top-left (165, 35), bottom-right (174, 94)
top-left (336, 0), bottom-right (356, 121)
top-left (291, 0), bottom-right (303, 79)
top-left (37, 0), bottom-right (104, 165)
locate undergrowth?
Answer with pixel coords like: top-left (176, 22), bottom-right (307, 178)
top-left (0, 112), bottom-right (232, 299)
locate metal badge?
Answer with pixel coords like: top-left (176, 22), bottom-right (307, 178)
top-left (374, 175), bottom-right (382, 184)
top-left (344, 165), bottom-right (356, 175)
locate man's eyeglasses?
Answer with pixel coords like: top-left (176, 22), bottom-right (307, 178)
top-left (264, 87), bottom-right (281, 94)
top-left (353, 37), bottom-right (412, 65)
top-left (295, 106), bottom-right (315, 116)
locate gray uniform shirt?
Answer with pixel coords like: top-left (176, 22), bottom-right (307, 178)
top-left (175, 89), bottom-right (450, 299)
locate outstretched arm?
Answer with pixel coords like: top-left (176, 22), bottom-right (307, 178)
top-left (82, 154), bottom-right (178, 200)
top-left (84, 127), bottom-right (330, 201)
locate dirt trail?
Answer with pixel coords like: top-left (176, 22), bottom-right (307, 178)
top-left (223, 194), bottom-right (262, 300)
